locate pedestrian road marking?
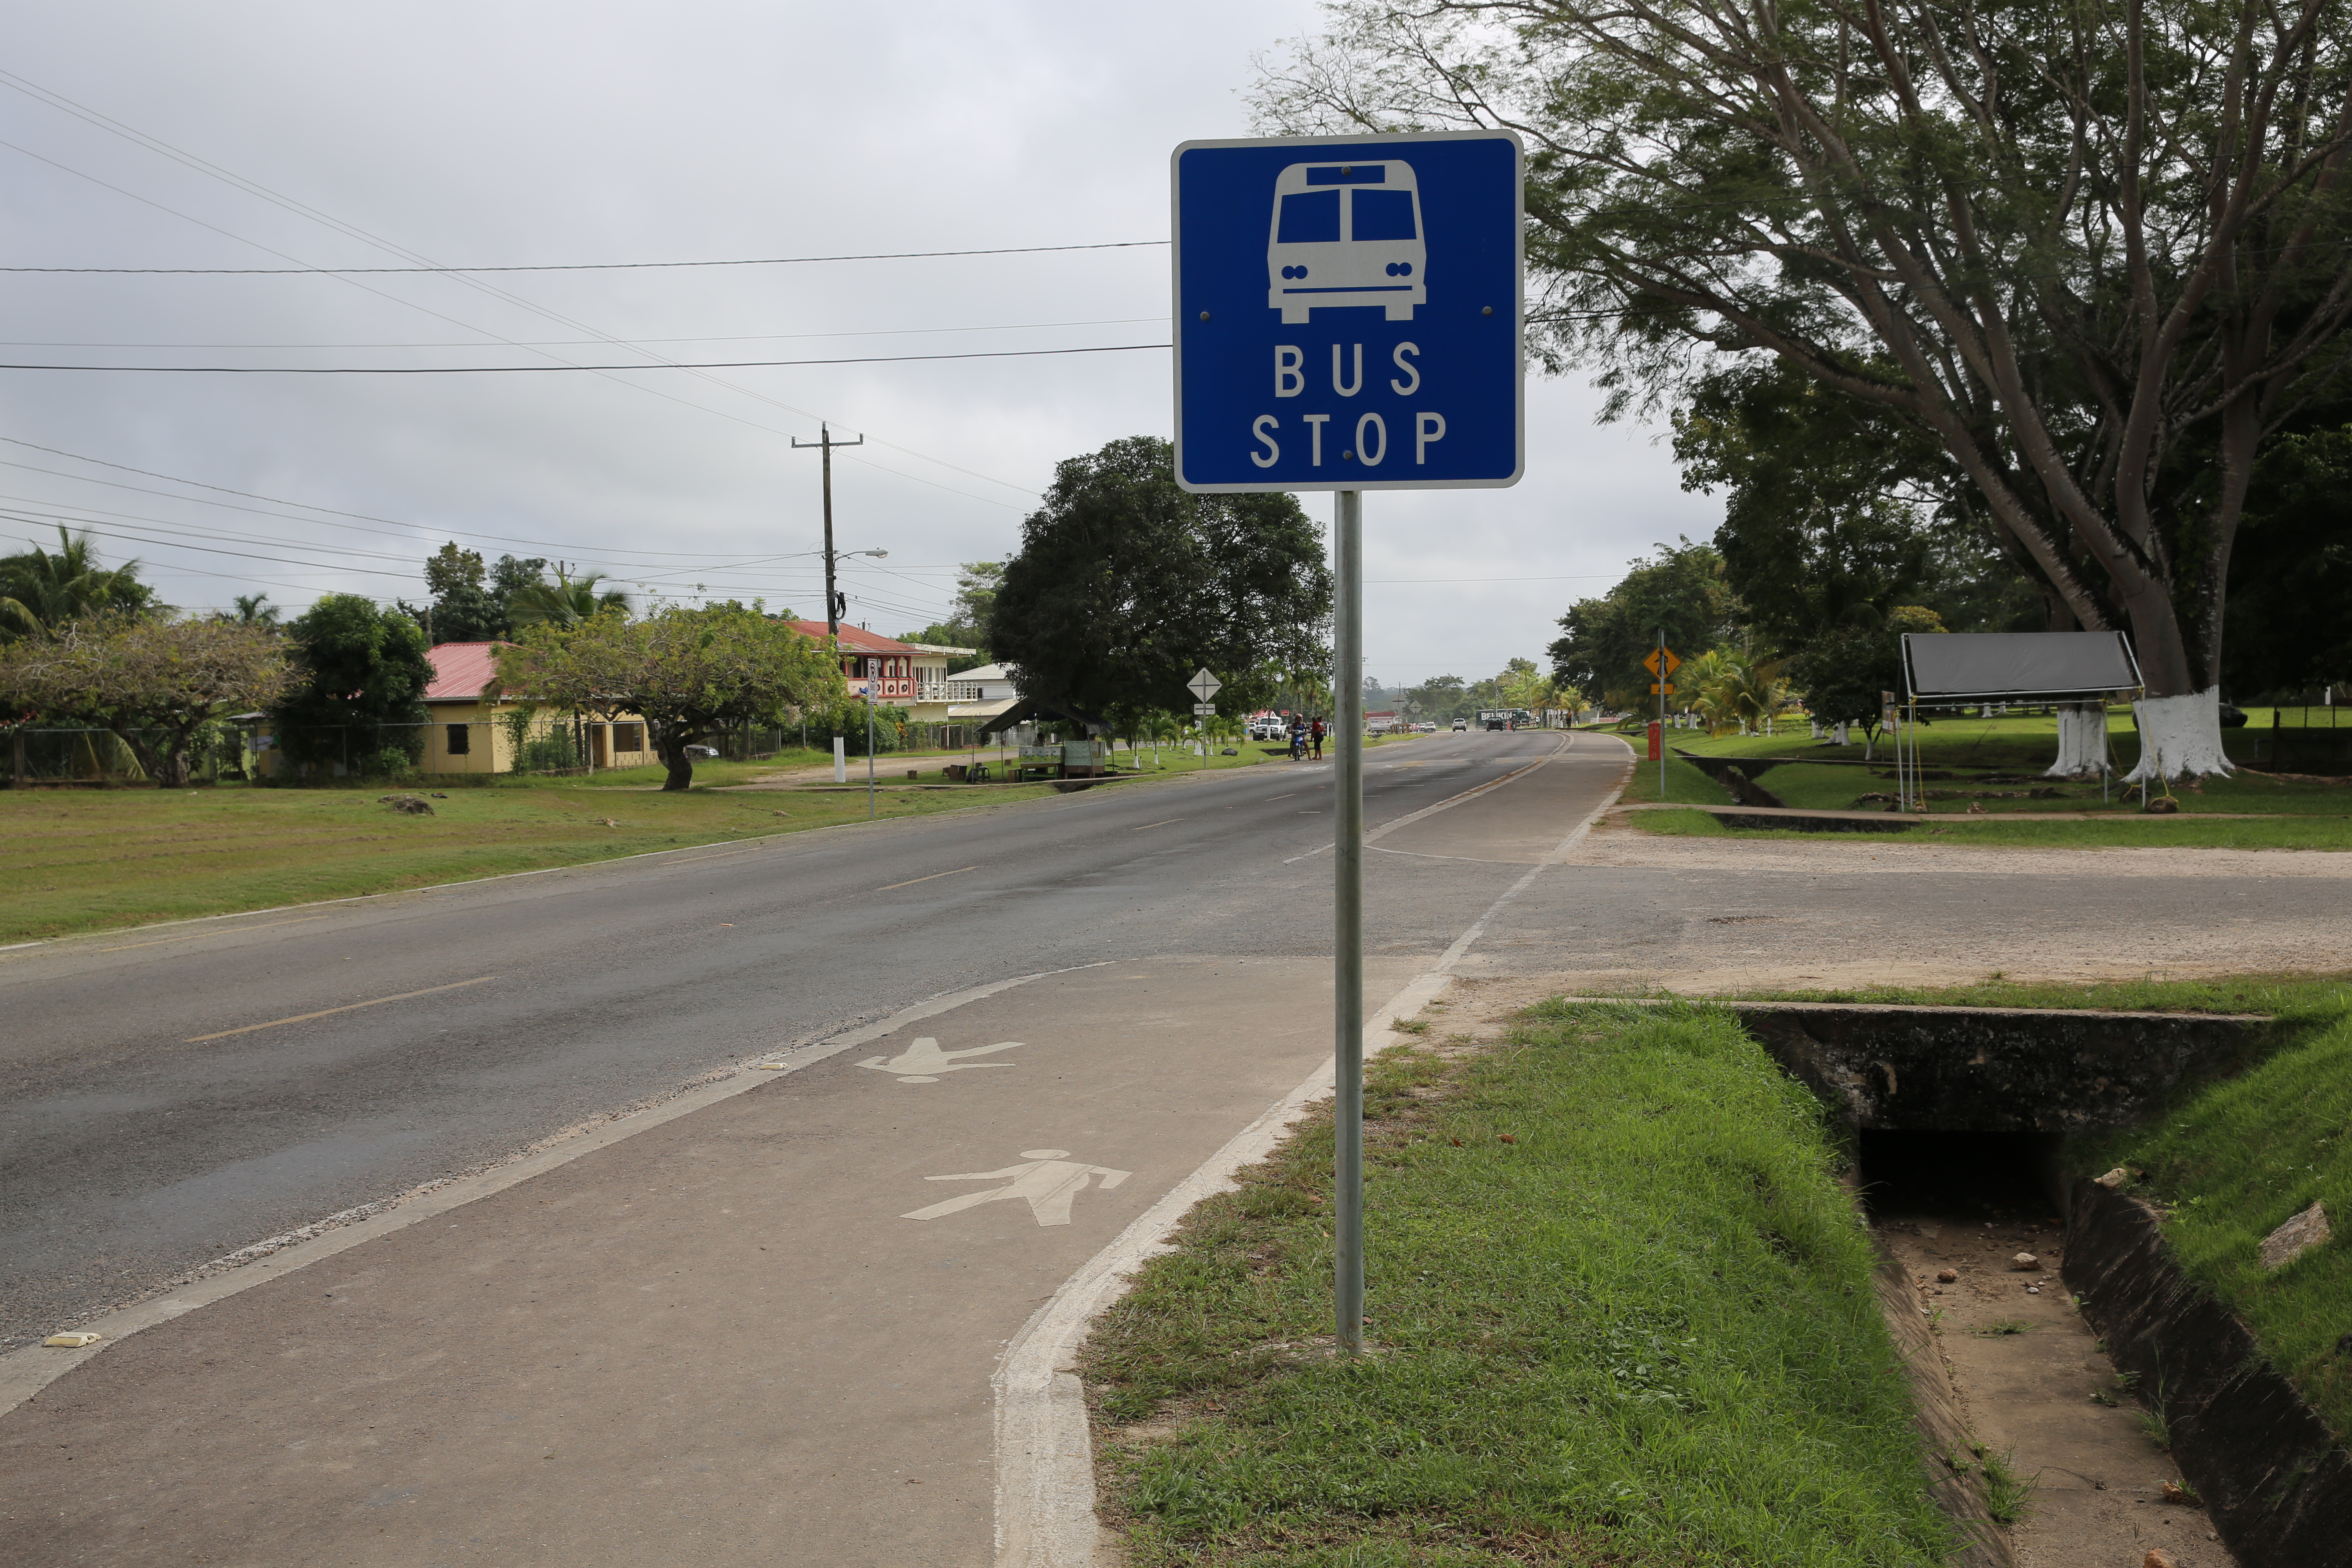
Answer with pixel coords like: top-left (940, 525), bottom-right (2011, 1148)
top-left (903, 1149), bottom-right (1131, 1227)
top-left (857, 1036), bottom-right (1022, 1082)
top-left (875, 864), bottom-right (980, 892)
top-left (1131, 818), bottom-right (1185, 831)
top-left (184, 976), bottom-right (496, 1042)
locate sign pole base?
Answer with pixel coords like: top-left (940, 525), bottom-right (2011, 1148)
top-left (1334, 489), bottom-right (1365, 1354)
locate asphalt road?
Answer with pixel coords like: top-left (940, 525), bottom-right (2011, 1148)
top-left (0, 730), bottom-right (1613, 1352)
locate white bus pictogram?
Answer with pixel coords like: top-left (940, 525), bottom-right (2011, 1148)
top-left (1265, 160), bottom-right (1426, 324)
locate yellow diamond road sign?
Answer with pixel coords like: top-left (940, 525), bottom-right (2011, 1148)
top-left (1644, 647), bottom-right (1681, 677)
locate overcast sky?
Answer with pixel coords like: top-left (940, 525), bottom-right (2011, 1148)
top-left (0, 1), bottom-right (1717, 690)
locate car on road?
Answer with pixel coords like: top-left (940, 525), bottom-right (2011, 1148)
top-left (1450, 718), bottom-right (1467, 731)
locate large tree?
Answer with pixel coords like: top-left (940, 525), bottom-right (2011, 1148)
top-left (272, 595), bottom-right (434, 775)
top-left (0, 615), bottom-right (292, 786)
top-left (2228, 419), bottom-right (2352, 693)
top-left (495, 605), bottom-right (843, 790)
top-left (1674, 361), bottom-right (2039, 647)
top-left (991, 436), bottom-right (1334, 720)
top-left (1547, 540), bottom-right (1742, 709)
top-left (1255, 0), bottom-right (2352, 777)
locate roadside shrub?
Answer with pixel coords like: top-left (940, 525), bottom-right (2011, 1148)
top-left (364, 745), bottom-right (414, 782)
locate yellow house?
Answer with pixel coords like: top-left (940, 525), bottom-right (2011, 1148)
top-left (421, 641), bottom-right (655, 774)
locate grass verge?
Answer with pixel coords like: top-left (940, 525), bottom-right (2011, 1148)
top-left (2069, 999), bottom-right (2352, 1441)
top-left (1082, 1002), bottom-right (1954, 1566)
top-left (1719, 973), bottom-right (2352, 1016)
top-left (0, 774), bottom-right (1060, 944)
top-left (1626, 804), bottom-right (2352, 850)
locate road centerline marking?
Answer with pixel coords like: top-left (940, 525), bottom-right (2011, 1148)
top-left (875, 864), bottom-right (980, 892)
top-left (184, 976), bottom-right (497, 1042)
top-left (1130, 818), bottom-right (1185, 831)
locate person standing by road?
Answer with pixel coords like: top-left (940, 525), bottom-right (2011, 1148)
top-left (1288, 716), bottom-right (1306, 760)
top-left (1310, 716), bottom-right (1325, 761)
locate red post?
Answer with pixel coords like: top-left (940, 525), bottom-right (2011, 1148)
top-left (1647, 721), bottom-right (1663, 761)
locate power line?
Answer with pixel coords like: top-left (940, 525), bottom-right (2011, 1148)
top-left (0, 240), bottom-right (1172, 275)
top-left (0, 435), bottom-right (868, 561)
top-left (0, 343), bottom-right (1169, 374)
top-left (0, 316), bottom-right (1164, 351)
top-left (0, 77), bottom-right (1044, 505)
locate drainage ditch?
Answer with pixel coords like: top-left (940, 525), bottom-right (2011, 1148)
top-left (1725, 1001), bottom-right (2341, 1568)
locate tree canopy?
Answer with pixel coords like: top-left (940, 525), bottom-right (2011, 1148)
top-left (398, 545), bottom-right (554, 644)
top-left (1673, 362), bottom-right (2036, 650)
top-left (1254, 0), bottom-right (2352, 775)
top-left (991, 436), bottom-right (1334, 722)
top-left (1547, 541), bottom-right (1740, 710)
top-left (899, 562), bottom-right (1002, 671)
top-left (271, 595), bottom-right (434, 773)
top-left (495, 605), bottom-right (843, 790)
top-left (1787, 607), bottom-right (1950, 741)
top-left (0, 615), bottom-right (291, 786)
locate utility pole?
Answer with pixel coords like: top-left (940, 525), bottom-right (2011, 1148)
top-left (794, 422), bottom-right (867, 784)
top-left (792, 423), bottom-right (865, 641)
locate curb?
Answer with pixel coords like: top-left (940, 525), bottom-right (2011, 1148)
top-left (990, 733), bottom-right (1633, 1566)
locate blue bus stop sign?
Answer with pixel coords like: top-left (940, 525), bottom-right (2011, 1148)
top-left (1172, 130), bottom-right (1522, 493)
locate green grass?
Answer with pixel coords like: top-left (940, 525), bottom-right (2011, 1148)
top-left (1719, 973), bottom-right (2352, 1016)
top-left (1627, 804), bottom-right (2352, 850)
top-left (1615, 756), bottom-right (1738, 807)
top-left (1976, 1448), bottom-right (2038, 1526)
top-left (2070, 1000), bottom-right (2352, 1441)
top-left (1082, 1002), bottom-right (1955, 1566)
top-left (1659, 711), bottom-right (2352, 817)
top-left (0, 771), bottom-right (1065, 944)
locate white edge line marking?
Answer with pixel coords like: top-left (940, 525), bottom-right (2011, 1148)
top-left (992, 733), bottom-right (1633, 1568)
top-left (1281, 734), bottom-right (1570, 863)
top-left (0, 959), bottom-right (1112, 1417)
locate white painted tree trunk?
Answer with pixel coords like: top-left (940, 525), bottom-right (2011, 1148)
top-left (2124, 687), bottom-right (2236, 782)
top-left (2045, 703), bottom-right (2108, 777)
top-left (1834, 721), bottom-right (1849, 745)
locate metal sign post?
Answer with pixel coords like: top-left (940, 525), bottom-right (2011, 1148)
top-left (1172, 129), bottom-right (1523, 1356)
top-left (1332, 488), bottom-right (1365, 1351)
top-left (1189, 669), bottom-right (1223, 770)
top-left (1645, 641), bottom-right (1679, 797)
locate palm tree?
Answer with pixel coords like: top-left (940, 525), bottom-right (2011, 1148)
top-left (1678, 649), bottom-right (1738, 735)
top-left (509, 566), bottom-right (628, 630)
top-left (0, 527), bottom-right (154, 641)
top-left (229, 593), bottom-right (280, 627)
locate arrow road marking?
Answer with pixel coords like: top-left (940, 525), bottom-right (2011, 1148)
top-left (856, 1036), bottom-right (1023, 1082)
